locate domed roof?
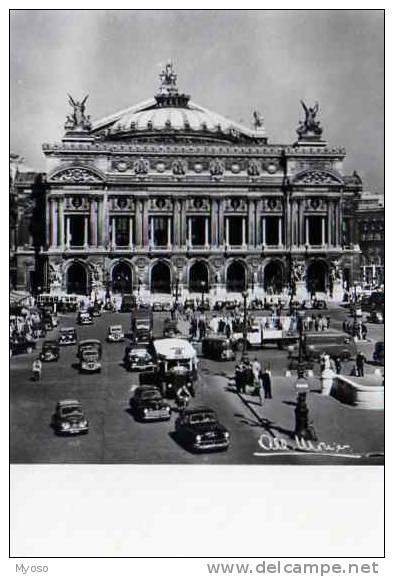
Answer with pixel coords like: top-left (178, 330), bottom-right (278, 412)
top-left (91, 63), bottom-right (267, 143)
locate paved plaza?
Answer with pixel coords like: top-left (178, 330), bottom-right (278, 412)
top-left (10, 302), bottom-right (384, 465)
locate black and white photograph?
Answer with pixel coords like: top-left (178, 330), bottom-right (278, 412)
top-left (8, 7), bottom-right (385, 561)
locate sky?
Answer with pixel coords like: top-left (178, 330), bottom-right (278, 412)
top-left (10, 10), bottom-right (384, 191)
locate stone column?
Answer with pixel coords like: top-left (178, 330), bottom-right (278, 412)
top-left (256, 200), bottom-right (262, 246)
top-left (298, 199), bottom-right (304, 246)
top-left (51, 199), bottom-right (58, 248)
top-left (242, 217), bottom-right (246, 247)
top-left (188, 217), bottom-right (192, 247)
top-left (218, 199), bottom-right (225, 246)
top-left (225, 217), bottom-right (230, 246)
top-left (248, 200), bottom-right (255, 247)
top-left (90, 198), bottom-right (97, 247)
top-left (262, 217), bottom-right (266, 246)
top-left (278, 216), bottom-right (283, 247)
top-left (305, 216), bottom-right (309, 245)
top-left (111, 217), bottom-right (116, 248)
top-left (84, 216), bottom-right (89, 249)
top-left (142, 198), bottom-right (150, 247)
top-left (45, 196), bottom-right (51, 249)
top-left (58, 198), bottom-right (64, 249)
top-left (327, 202), bottom-right (332, 246)
top-left (173, 200), bottom-right (180, 246)
top-left (211, 199), bottom-right (218, 247)
top-left (205, 216), bottom-right (209, 247)
top-left (167, 216), bottom-right (172, 248)
top-left (66, 216), bottom-right (71, 248)
top-left (180, 199), bottom-right (187, 246)
top-left (129, 217), bottom-right (133, 248)
top-left (321, 216), bottom-right (326, 246)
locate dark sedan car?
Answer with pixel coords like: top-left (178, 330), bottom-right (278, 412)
top-left (39, 340), bottom-right (60, 362)
top-left (129, 386), bottom-right (171, 421)
top-left (174, 407), bottom-right (230, 452)
top-left (51, 399), bottom-right (89, 435)
top-left (58, 327), bottom-right (77, 346)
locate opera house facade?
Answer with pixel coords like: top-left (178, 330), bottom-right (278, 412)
top-left (38, 63), bottom-right (362, 301)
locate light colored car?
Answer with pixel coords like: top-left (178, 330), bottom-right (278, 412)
top-left (107, 325), bottom-right (125, 342)
top-left (124, 347), bottom-right (155, 371)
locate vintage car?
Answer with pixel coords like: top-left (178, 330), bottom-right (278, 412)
top-left (174, 407), bottom-right (230, 452)
top-left (288, 333), bottom-right (356, 366)
top-left (58, 327), bottom-right (77, 346)
top-left (130, 309), bottom-right (153, 344)
top-left (57, 295), bottom-right (78, 313)
top-left (373, 341), bottom-right (384, 365)
top-left (184, 299), bottom-right (195, 311)
top-left (77, 311), bottom-right (93, 325)
top-left (152, 301), bottom-right (163, 312)
top-left (124, 346), bottom-right (155, 371)
top-left (213, 300), bottom-right (225, 311)
top-left (367, 311), bottom-right (384, 324)
top-left (77, 339), bottom-right (102, 373)
top-left (52, 399), bottom-right (89, 435)
top-left (248, 299), bottom-right (263, 311)
top-left (10, 338), bottom-right (37, 357)
top-left (89, 302), bottom-right (102, 317)
top-left (202, 335), bottom-right (235, 361)
top-left (162, 301), bottom-right (172, 312)
top-left (107, 325), bottom-right (125, 342)
top-left (120, 294), bottom-right (136, 313)
top-left (312, 299), bottom-right (327, 310)
top-left (39, 340), bottom-right (60, 362)
top-left (129, 386), bottom-right (171, 421)
top-left (163, 318), bottom-right (180, 338)
top-left (301, 300), bottom-right (314, 310)
top-left (197, 299), bottom-right (211, 312)
top-left (224, 300), bottom-right (238, 310)
top-left (152, 338), bottom-right (198, 398)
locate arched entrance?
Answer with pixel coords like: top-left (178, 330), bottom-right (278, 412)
top-left (307, 260), bottom-right (328, 294)
top-left (226, 260), bottom-right (246, 292)
top-left (112, 262), bottom-right (132, 294)
top-left (189, 261), bottom-right (209, 293)
top-left (263, 261), bottom-right (283, 294)
top-left (67, 262), bottom-right (87, 295)
top-left (151, 261), bottom-right (171, 294)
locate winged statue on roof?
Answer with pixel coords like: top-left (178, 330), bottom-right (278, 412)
top-left (64, 94), bottom-right (92, 132)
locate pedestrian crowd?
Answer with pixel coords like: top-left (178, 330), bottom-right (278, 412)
top-left (342, 319), bottom-right (368, 341)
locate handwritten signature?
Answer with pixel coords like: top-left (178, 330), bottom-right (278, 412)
top-left (254, 433), bottom-right (360, 458)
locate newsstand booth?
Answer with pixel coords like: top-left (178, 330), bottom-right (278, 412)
top-left (152, 338), bottom-right (198, 398)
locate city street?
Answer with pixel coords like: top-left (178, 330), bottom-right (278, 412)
top-left (10, 304), bottom-right (384, 465)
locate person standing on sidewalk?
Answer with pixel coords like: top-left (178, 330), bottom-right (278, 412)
top-left (356, 352), bottom-right (366, 377)
top-left (261, 367), bottom-right (272, 399)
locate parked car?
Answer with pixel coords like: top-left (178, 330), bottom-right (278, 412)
top-left (367, 311), bottom-right (384, 324)
top-left (162, 301), bottom-right (172, 312)
top-left (184, 299), bottom-right (195, 311)
top-left (152, 301), bottom-right (163, 312)
top-left (107, 325), bottom-right (125, 342)
top-left (123, 346), bottom-right (155, 372)
top-left (213, 300), bottom-right (225, 311)
top-left (10, 338), bottom-right (36, 357)
top-left (120, 294), bottom-right (136, 313)
top-left (312, 299), bottom-right (327, 310)
top-left (129, 386), bottom-right (171, 422)
top-left (77, 311), bottom-right (93, 325)
top-left (39, 340), bottom-right (60, 362)
top-left (174, 407), bottom-right (230, 452)
top-left (58, 327), bottom-right (77, 346)
top-left (51, 399), bottom-right (89, 435)
top-left (373, 342), bottom-right (384, 365)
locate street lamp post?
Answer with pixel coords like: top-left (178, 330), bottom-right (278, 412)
top-left (201, 280), bottom-right (206, 309)
top-left (242, 289), bottom-right (248, 356)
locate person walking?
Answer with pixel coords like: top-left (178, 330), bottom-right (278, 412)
top-left (356, 352), bottom-right (366, 377)
top-left (261, 367), bottom-right (272, 399)
top-left (361, 323), bottom-right (368, 341)
top-left (334, 357), bottom-right (342, 375)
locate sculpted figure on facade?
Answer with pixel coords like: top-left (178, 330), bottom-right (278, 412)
top-left (90, 261), bottom-right (103, 289)
top-left (247, 159), bottom-right (261, 177)
top-left (209, 158), bottom-right (225, 178)
top-left (291, 259), bottom-right (306, 283)
top-left (252, 110), bottom-right (264, 130)
top-left (134, 158), bottom-right (150, 175)
top-left (49, 263), bottom-right (62, 290)
top-left (297, 100), bottom-right (323, 139)
top-left (64, 94), bottom-right (92, 132)
top-left (172, 158), bottom-right (187, 176)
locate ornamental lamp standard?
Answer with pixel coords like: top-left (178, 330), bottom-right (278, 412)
top-left (242, 289), bottom-right (248, 356)
top-left (200, 280), bottom-right (206, 309)
top-left (293, 370), bottom-right (317, 442)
